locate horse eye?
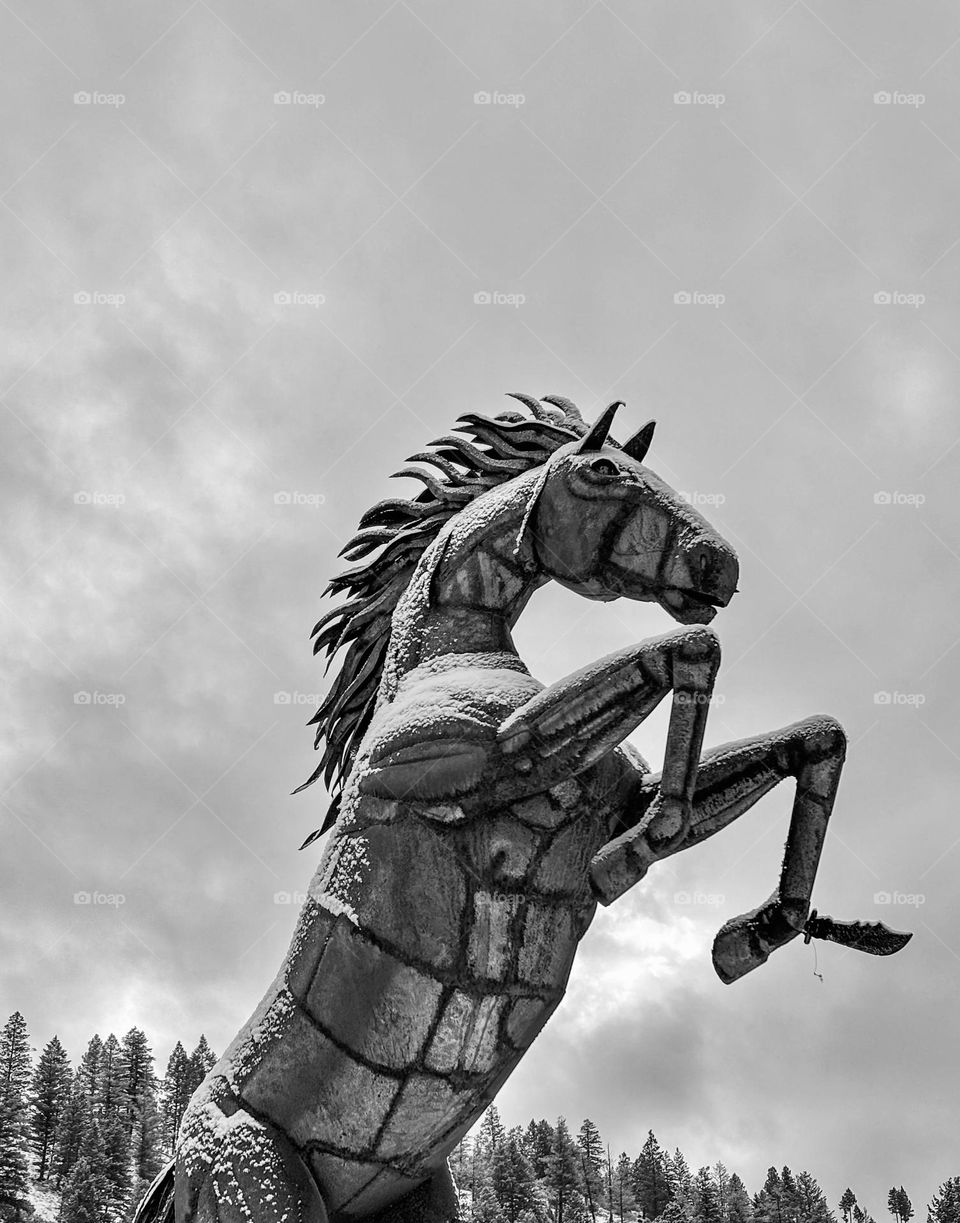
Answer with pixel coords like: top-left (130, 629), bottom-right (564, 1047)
top-left (590, 458), bottom-right (619, 477)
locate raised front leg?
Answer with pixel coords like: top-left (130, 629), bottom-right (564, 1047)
top-left (491, 626), bottom-right (720, 824)
top-left (589, 715), bottom-right (847, 982)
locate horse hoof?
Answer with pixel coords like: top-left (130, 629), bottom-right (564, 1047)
top-left (711, 917), bottom-right (769, 983)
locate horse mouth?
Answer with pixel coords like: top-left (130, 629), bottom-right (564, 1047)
top-left (659, 587), bottom-right (725, 623)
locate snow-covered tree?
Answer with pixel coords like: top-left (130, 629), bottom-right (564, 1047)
top-left (634, 1131), bottom-right (673, 1220)
top-left (159, 1042), bottom-right (191, 1155)
top-left (29, 1034), bottom-right (71, 1181)
top-left (694, 1166), bottom-right (723, 1223)
top-left (576, 1119), bottom-right (604, 1223)
top-left (0, 1011), bottom-right (33, 1219)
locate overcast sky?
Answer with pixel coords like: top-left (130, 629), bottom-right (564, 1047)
top-left (2, 0), bottom-right (959, 1216)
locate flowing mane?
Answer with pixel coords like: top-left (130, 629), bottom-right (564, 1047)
top-left (297, 393), bottom-right (596, 829)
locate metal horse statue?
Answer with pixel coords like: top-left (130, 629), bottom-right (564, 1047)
top-left (136, 395), bottom-right (910, 1223)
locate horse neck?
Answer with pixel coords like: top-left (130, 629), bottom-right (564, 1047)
top-left (384, 469), bottom-right (546, 684)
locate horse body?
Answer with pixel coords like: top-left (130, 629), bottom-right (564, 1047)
top-left (133, 395), bottom-right (906, 1223)
top-left (175, 462), bottom-right (628, 1219)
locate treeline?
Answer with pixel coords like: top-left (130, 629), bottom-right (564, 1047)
top-left (448, 1107), bottom-right (960, 1223)
top-left (0, 1011), bottom-right (216, 1222)
top-left (1, 1011), bottom-right (958, 1223)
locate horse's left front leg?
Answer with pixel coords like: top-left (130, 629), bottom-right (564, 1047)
top-left (589, 715), bottom-right (847, 982)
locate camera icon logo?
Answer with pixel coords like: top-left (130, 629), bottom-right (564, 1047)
top-left (873, 691), bottom-right (892, 704)
top-left (274, 491), bottom-right (291, 505)
top-left (73, 691), bottom-right (91, 705)
top-left (74, 891), bottom-right (91, 904)
top-left (873, 290), bottom-right (891, 305)
top-left (474, 91), bottom-right (491, 104)
top-left (474, 291), bottom-right (492, 304)
top-left (873, 91), bottom-right (891, 104)
top-left (274, 691), bottom-right (292, 705)
top-left (73, 91), bottom-right (91, 105)
top-left (673, 291), bottom-right (691, 304)
top-left (274, 91), bottom-right (292, 104)
top-left (874, 890), bottom-right (892, 904)
top-left (674, 91), bottom-right (691, 104)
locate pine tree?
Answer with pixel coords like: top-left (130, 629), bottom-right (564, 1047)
top-left (545, 1118), bottom-right (582, 1223)
top-left (890, 1190), bottom-right (914, 1223)
top-left (794, 1171), bottom-right (834, 1223)
top-left (55, 1074), bottom-right (86, 1188)
top-left (715, 1165), bottom-right (730, 1223)
top-left (523, 1121), bottom-right (554, 1182)
top-left (99, 1034), bottom-right (125, 1117)
top-left (78, 1035), bottom-right (103, 1122)
top-left (755, 1169), bottom-right (785, 1223)
top-left (60, 1118), bottom-right (110, 1223)
top-left (185, 1035), bottom-right (217, 1101)
top-left (694, 1167), bottom-right (723, 1223)
top-left (159, 1042), bottom-right (191, 1155)
top-left (576, 1119), bottom-right (604, 1223)
top-left (0, 1011), bottom-right (33, 1219)
top-left (473, 1156), bottom-right (507, 1223)
top-left (121, 1028), bottom-right (155, 1134)
top-left (782, 1169), bottom-right (799, 1223)
top-left (727, 1174), bottom-right (754, 1223)
top-left (841, 1192), bottom-right (858, 1223)
top-left (479, 1104), bottom-right (506, 1160)
top-left (662, 1150), bottom-right (694, 1223)
top-left (927, 1178), bottom-right (960, 1223)
top-left (492, 1128), bottom-right (540, 1223)
top-left (130, 1089), bottom-right (164, 1212)
top-left (613, 1153), bottom-right (636, 1223)
top-left (29, 1034), bottom-right (71, 1181)
top-left (101, 1108), bottom-right (130, 1221)
top-left (634, 1132), bottom-right (673, 1220)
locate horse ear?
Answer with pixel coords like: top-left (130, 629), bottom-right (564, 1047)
top-left (622, 420), bottom-right (656, 463)
top-left (575, 401), bottom-right (623, 453)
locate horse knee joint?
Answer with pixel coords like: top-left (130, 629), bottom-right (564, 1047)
top-left (806, 714), bottom-right (846, 759)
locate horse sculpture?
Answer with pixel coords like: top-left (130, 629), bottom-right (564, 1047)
top-left (135, 394), bottom-right (910, 1223)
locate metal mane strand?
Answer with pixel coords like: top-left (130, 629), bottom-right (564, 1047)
top-left (296, 394), bottom-right (593, 830)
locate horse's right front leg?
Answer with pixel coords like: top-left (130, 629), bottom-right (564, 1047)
top-left (491, 625), bottom-right (720, 832)
top-left (589, 715), bottom-right (847, 982)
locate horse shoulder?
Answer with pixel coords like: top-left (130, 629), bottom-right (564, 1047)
top-left (357, 663), bottom-right (542, 802)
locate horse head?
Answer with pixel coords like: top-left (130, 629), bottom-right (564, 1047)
top-left (519, 400), bottom-right (739, 624)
